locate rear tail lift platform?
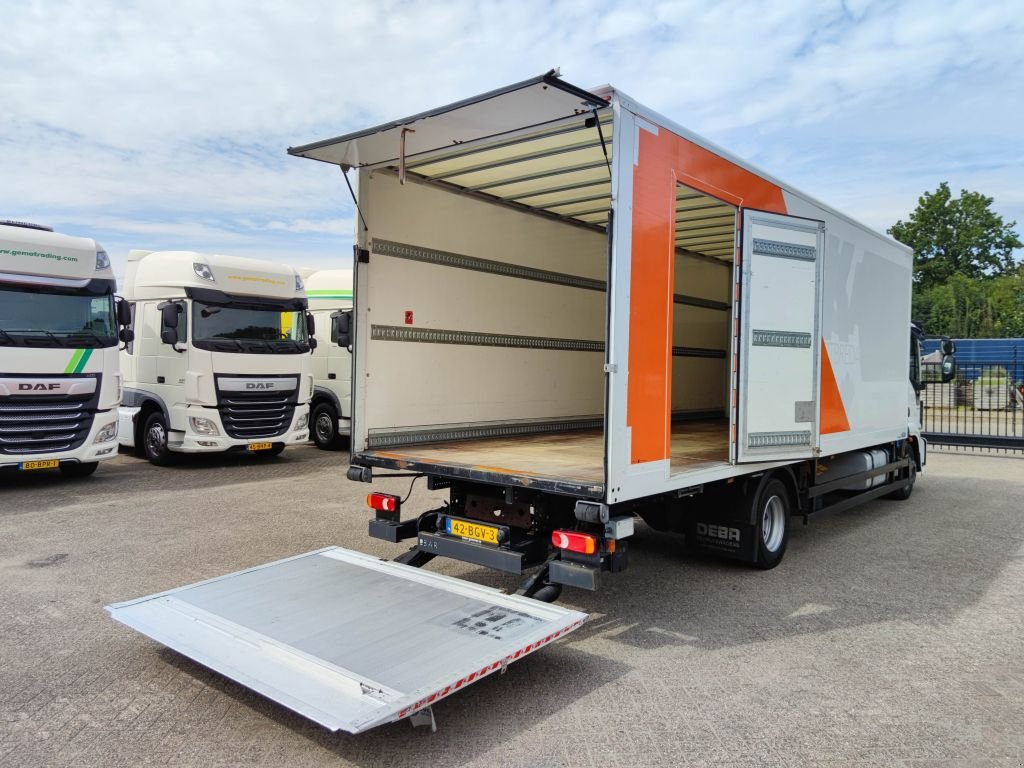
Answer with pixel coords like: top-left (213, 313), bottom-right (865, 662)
top-left (106, 547), bottom-right (587, 734)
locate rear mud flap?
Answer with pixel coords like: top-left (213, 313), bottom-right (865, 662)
top-left (687, 519), bottom-right (759, 562)
top-left (106, 547), bottom-right (587, 733)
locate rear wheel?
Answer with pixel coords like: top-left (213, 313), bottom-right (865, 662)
top-left (311, 402), bottom-right (344, 450)
top-left (59, 462), bottom-right (98, 478)
top-left (143, 412), bottom-right (176, 466)
top-left (753, 478), bottom-right (791, 570)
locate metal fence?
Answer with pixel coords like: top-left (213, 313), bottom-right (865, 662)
top-left (921, 358), bottom-right (1024, 452)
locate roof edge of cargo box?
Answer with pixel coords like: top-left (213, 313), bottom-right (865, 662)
top-left (286, 70), bottom-right (610, 169)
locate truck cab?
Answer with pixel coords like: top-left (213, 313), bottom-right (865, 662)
top-left (117, 250), bottom-right (315, 465)
top-left (0, 220), bottom-right (126, 477)
top-left (300, 268), bottom-right (352, 450)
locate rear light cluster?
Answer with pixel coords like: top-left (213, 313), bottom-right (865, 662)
top-left (367, 492), bottom-right (400, 513)
top-left (551, 530), bottom-right (597, 555)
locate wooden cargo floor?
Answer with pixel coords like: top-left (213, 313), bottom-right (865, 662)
top-left (363, 419), bottom-right (729, 487)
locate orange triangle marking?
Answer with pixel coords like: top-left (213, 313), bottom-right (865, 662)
top-left (820, 339), bottom-right (851, 434)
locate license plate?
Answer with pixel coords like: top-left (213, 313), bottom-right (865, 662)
top-left (247, 442), bottom-right (273, 452)
top-left (19, 459), bottom-right (60, 470)
top-left (447, 518), bottom-right (500, 545)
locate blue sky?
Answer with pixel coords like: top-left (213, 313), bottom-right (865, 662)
top-left (3, 0), bottom-right (1022, 282)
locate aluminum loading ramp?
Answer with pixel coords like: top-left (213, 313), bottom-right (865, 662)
top-left (106, 547), bottom-right (587, 734)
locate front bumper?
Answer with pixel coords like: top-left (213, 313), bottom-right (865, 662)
top-left (168, 404), bottom-right (310, 453)
top-left (0, 411), bottom-right (120, 469)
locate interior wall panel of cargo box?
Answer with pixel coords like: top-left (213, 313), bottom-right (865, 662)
top-left (358, 170), bottom-right (607, 433)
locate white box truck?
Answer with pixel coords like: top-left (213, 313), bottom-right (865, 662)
top-left (117, 249), bottom-right (315, 464)
top-left (300, 268), bottom-right (353, 449)
top-left (108, 73), bottom-right (956, 733)
top-left (0, 220), bottom-right (128, 477)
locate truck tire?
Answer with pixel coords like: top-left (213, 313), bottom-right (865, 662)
top-left (142, 412), bottom-right (176, 466)
top-left (885, 457), bottom-right (916, 501)
top-left (59, 462), bottom-right (98, 478)
top-left (311, 402), bottom-right (344, 450)
top-left (753, 478), bottom-right (790, 570)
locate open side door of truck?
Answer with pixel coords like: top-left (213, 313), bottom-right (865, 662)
top-left (736, 210), bottom-right (824, 462)
top-left (106, 547), bottom-right (586, 733)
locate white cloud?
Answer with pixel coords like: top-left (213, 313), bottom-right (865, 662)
top-left (265, 218), bottom-right (354, 235)
top-left (1, 0), bottom-right (1021, 277)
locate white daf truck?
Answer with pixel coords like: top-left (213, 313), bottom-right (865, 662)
top-left (109, 72), bottom-right (957, 734)
top-left (300, 268), bottom-right (353, 449)
top-left (0, 220), bottom-right (128, 477)
top-left (117, 249), bottom-right (315, 465)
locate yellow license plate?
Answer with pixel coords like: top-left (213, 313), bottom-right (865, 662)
top-left (19, 459), bottom-right (60, 470)
top-left (447, 519), bottom-right (500, 545)
top-left (247, 442), bottom-right (273, 451)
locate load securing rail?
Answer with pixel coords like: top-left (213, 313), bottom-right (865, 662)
top-left (106, 547), bottom-right (587, 733)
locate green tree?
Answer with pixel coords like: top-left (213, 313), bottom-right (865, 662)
top-left (889, 182), bottom-right (1022, 289)
top-left (913, 267), bottom-right (1024, 338)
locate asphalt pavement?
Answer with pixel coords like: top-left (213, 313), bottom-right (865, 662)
top-left (1, 446), bottom-right (1022, 767)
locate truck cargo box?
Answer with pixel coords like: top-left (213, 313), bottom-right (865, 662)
top-left (290, 72), bottom-right (914, 504)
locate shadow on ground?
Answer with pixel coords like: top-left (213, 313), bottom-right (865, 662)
top-left (404, 472), bottom-right (1022, 654)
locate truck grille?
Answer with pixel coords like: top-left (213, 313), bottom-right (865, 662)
top-left (0, 396), bottom-right (96, 455)
top-left (217, 390), bottom-right (296, 440)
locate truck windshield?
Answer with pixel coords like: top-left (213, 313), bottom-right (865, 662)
top-left (0, 286), bottom-right (117, 348)
top-left (192, 301), bottom-right (309, 354)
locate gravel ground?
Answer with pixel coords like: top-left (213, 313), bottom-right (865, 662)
top-left (1, 446), bottom-right (1022, 767)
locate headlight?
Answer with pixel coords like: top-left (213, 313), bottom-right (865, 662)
top-left (296, 413), bottom-right (309, 429)
top-left (193, 262), bottom-right (215, 281)
top-left (95, 248), bottom-right (111, 271)
top-left (189, 416), bottom-right (220, 436)
top-left (93, 421), bottom-right (117, 443)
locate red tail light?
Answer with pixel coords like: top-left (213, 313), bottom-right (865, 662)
top-left (551, 530), bottom-right (597, 555)
top-left (367, 492), bottom-right (400, 513)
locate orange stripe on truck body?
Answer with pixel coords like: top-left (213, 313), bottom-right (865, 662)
top-left (819, 339), bottom-right (851, 434)
top-left (626, 125), bottom-right (786, 464)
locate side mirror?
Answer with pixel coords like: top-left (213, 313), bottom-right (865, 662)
top-left (940, 354), bottom-right (956, 383)
top-left (308, 337), bottom-right (318, 350)
top-left (119, 328), bottom-right (135, 344)
top-left (116, 297), bottom-right (132, 327)
top-left (159, 302), bottom-right (179, 329)
top-left (335, 310), bottom-right (352, 348)
top-left (160, 328), bottom-right (178, 345)
top-left (941, 339), bottom-right (956, 355)
top-left (305, 312), bottom-right (316, 336)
